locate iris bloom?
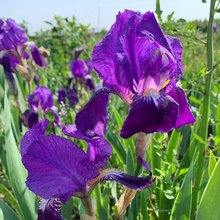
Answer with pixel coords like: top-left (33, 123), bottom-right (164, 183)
top-left (22, 86), bottom-right (59, 128)
top-left (78, 10), bottom-right (195, 139)
top-left (70, 59), bottom-right (92, 78)
top-left (58, 86), bottom-right (79, 107)
top-left (21, 119), bottom-right (155, 219)
top-left (0, 18), bottom-right (47, 69)
top-left (70, 59), bottom-right (95, 92)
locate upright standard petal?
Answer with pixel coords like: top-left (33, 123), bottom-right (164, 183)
top-left (6, 18), bottom-right (28, 46)
top-left (121, 94), bottom-right (178, 138)
top-left (137, 12), bottom-right (173, 56)
top-left (75, 88), bottom-right (109, 137)
top-left (166, 36), bottom-right (184, 80)
top-left (22, 134), bottom-right (99, 200)
top-left (92, 10), bottom-right (142, 100)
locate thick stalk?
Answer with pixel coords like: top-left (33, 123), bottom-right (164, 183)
top-left (191, 0), bottom-right (216, 217)
top-left (117, 133), bottom-right (152, 219)
top-left (82, 196), bottom-right (96, 218)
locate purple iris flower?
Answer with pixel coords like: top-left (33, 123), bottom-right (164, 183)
top-left (28, 86), bottom-right (53, 112)
top-left (77, 10), bottom-right (195, 139)
top-left (70, 60), bottom-right (87, 78)
top-left (0, 18), bottom-right (47, 70)
top-left (57, 86), bottom-right (78, 107)
top-left (22, 86), bottom-right (59, 128)
top-left (21, 119), bottom-right (155, 219)
top-left (58, 89), bottom-right (66, 104)
top-left (0, 18), bottom-right (28, 51)
top-left (69, 59), bottom-right (95, 92)
top-left (70, 59), bottom-right (93, 78)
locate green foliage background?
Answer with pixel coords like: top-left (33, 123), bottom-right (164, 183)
top-left (1, 3), bottom-right (220, 219)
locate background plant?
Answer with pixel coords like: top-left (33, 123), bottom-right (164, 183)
top-left (1, 0), bottom-right (220, 219)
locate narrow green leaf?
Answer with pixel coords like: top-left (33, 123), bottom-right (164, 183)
top-left (193, 133), bottom-right (207, 145)
top-left (196, 159), bottom-right (220, 220)
top-left (112, 106), bottom-right (123, 129)
top-left (106, 131), bottom-right (126, 164)
top-left (164, 129), bottom-right (181, 172)
top-left (0, 184), bottom-right (20, 217)
top-left (61, 198), bottom-right (73, 220)
top-left (170, 160), bottom-right (193, 220)
top-left (216, 101), bottom-right (220, 137)
top-left (4, 92), bottom-right (37, 219)
top-left (140, 191), bottom-right (148, 220)
top-left (0, 200), bottom-right (19, 220)
top-left (208, 150), bottom-right (216, 176)
top-left (14, 76), bottom-right (26, 113)
top-left (126, 147), bottom-right (135, 175)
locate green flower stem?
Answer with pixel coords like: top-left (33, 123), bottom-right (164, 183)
top-left (192, 0), bottom-right (216, 217)
top-left (82, 196), bottom-right (96, 217)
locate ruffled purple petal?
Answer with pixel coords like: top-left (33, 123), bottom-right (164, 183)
top-left (92, 10), bottom-right (179, 102)
top-left (6, 19), bottom-right (28, 45)
top-left (92, 10), bottom-right (142, 101)
top-left (137, 12), bottom-right (173, 55)
top-left (22, 134), bottom-right (99, 200)
top-left (38, 198), bottom-right (63, 220)
top-left (121, 93), bottom-right (178, 138)
top-left (20, 119), bottom-right (48, 156)
top-left (29, 44), bottom-right (47, 67)
top-left (166, 36), bottom-right (183, 80)
top-left (167, 86), bottom-right (195, 128)
top-left (75, 88), bottom-right (109, 137)
top-left (0, 19), bottom-right (28, 50)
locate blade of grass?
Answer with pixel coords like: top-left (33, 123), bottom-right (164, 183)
top-left (196, 158), bottom-right (220, 220)
top-left (4, 91), bottom-right (37, 219)
top-left (0, 200), bottom-right (19, 220)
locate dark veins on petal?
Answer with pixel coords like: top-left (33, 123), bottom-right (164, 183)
top-left (121, 94), bottom-right (178, 138)
top-left (37, 198), bottom-right (63, 220)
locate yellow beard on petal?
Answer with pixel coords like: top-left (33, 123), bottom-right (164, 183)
top-left (161, 79), bottom-right (170, 90)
